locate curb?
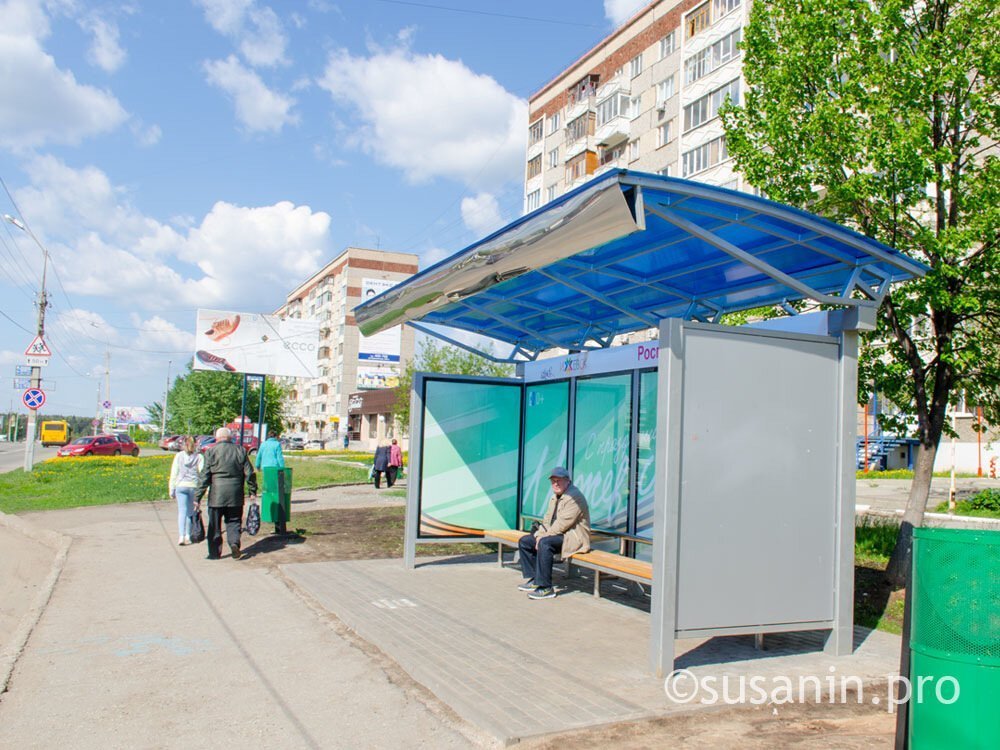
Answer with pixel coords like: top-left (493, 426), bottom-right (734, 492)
top-left (0, 511), bottom-right (72, 696)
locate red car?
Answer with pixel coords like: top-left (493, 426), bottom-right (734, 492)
top-left (57, 434), bottom-right (140, 457)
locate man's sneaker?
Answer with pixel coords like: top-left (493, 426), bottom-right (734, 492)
top-left (528, 586), bottom-right (556, 600)
top-left (517, 580), bottom-right (537, 592)
top-left (230, 543), bottom-right (242, 560)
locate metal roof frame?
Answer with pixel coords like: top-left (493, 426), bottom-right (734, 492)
top-left (355, 170), bottom-right (926, 362)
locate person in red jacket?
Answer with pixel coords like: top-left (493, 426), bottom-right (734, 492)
top-left (387, 439), bottom-right (403, 487)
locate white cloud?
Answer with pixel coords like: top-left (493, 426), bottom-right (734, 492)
top-left (204, 55), bottom-right (298, 133)
top-left (460, 192), bottom-right (503, 236)
top-left (12, 156), bottom-right (331, 313)
top-left (604, 0), bottom-right (649, 25)
top-left (318, 46), bottom-right (527, 191)
top-left (80, 15), bottom-right (126, 73)
top-left (0, 2), bottom-right (128, 149)
top-left (130, 120), bottom-right (162, 147)
top-left (196, 0), bottom-right (288, 67)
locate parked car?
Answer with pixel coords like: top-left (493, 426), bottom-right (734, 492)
top-left (159, 434), bottom-right (182, 451)
top-left (199, 434), bottom-right (258, 456)
top-left (57, 434), bottom-right (135, 457)
top-left (113, 433), bottom-right (141, 457)
top-left (286, 437), bottom-right (305, 451)
top-left (305, 439), bottom-right (325, 450)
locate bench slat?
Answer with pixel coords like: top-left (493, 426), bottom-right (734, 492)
top-left (570, 550), bottom-right (652, 580)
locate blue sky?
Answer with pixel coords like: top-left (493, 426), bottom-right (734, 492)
top-left (0, 0), bottom-right (648, 419)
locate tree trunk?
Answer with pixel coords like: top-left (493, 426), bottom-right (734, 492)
top-left (885, 441), bottom-right (939, 587)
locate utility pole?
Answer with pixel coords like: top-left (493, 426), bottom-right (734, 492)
top-left (5, 215), bottom-right (47, 472)
top-left (161, 360), bottom-right (171, 436)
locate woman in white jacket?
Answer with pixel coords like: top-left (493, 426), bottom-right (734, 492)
top-left (169, 436), bottom-right (204, 545)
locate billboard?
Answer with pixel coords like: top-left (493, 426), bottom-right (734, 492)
top-left (358, 279), bottom-right (401, 363)
top-left (193, 309), bottom-right (320, 378)
top-left (356, 365), bottom-right (399, 390)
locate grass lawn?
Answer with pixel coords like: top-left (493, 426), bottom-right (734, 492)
top-left (0, 454), bottom-right (371, 514)
top-left (853, 516), bottom-right (905, 635)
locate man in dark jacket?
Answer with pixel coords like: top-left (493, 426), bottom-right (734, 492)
top-left (195, 427), bottom-right (258, 560)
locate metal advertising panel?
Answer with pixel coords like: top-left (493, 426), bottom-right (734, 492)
top-left (193, 309), bottom-right (320, 378)
top-left (358, 279), bottom-right (401, 363)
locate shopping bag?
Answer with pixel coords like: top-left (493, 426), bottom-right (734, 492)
top-left (245, 501), bottom-right (261, 536)
top-left (189, 510), bottom-right (206, 543)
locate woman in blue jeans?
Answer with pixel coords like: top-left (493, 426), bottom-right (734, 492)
top-left (169, 436), bottom-right (204, 545)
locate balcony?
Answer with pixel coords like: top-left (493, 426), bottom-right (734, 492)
top-left (595, 116), bottom-right (629, 148)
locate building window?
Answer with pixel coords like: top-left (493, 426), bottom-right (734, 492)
top-left (713, 0), bottom-right (742, 20)
top-left (526, 189), bottom-right (541, 212)
top-left (657, 119), bottom-right (674, 147)
top-left (565, 152), bottom-right (588, 183)
top-left (629, 53), bottom-right (643, 78)
top-left (527, 154), bottom-right (542, 179)
top-left (684, 28), bottom-right (742, 85)
top-left (528, 118), bottom-right (543, 146)
top-left (384, 414), bottom-right (394, 439)
top-left (548, 147), bottom-right (560, 168)
top-left (628, 95), bottom-right (642, 119)
top-left (547, 184), bottom-right (558, 202)
top-left (659, 164), bottom-right (674, 177)
top-left (368, 416), bottom-right (377, 439)
top-left (548, 112), bottom-right (561, 133)
top-left (568, 74), bottom-right (599, 105)
top-left (629, 139), bottom-right (639, 161)
top-left (659, 31), bottom-right (676, 59)
top-left (596, 93), bottom-right (628, 127)
top-left (683, 78), bottom-right (740, 131)
top-left (566, 112), bottom-right (595, 142)
top-left (686, 2), bottom-right (711, 39)
top-left (600, 143), bottom-right (625, 165)
top-left (682, 136), bottom-right (729, 176)
top-left (656, 75), bottom-right (675, 106)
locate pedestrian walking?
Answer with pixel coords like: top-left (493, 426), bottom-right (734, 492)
top-left (387, 438), bottom-right (403, 487)
top-left (168, 436), bottom-right (203, 545)
top-left (372, 441), bottom-right (390, 489)
top-left (194, 427), bottom-right (258, 560)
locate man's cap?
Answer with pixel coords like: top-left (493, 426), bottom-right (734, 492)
top-left (549, 466), bottom-right (571, 480)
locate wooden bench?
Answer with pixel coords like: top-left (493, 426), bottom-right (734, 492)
top-left (481, 526), bottom-right (653, 598)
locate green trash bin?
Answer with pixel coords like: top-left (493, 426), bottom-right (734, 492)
top-left (261, 466), bottom-right (292, 530)
top-left (910, 527), bottom-right (1000, 748)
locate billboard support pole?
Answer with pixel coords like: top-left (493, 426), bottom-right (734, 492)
top-left (239, 374), bottom-right (248, 447)
top-left (257, 377), bottom-right (266, 443)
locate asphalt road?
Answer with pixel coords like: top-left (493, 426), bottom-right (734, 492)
top-left (0, 443), bottom-right (58, 473)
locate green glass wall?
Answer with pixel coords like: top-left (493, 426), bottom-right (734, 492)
top-left (573, 374), bottom-right (632, 533)
top-left (521, 381), bottom-right (570, 521)
top-left (418, 379), bottom-right (521, 537)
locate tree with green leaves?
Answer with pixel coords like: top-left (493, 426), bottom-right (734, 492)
top-left (393, 337), bottom-right (515, 434)
top-left (723, 0), bottom-right (999, 584)
top-left (149, 363), bottom-right (290, 437)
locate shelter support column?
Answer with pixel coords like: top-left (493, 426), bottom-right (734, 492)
top-left (827, 323), bottom-right (861, 655)
top-left (650, 319), bottom-right (683, 677)
top-left (403, 374), bottom-right (427, 569)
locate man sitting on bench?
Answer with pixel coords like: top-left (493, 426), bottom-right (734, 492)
top-left (518, 466), bottom-right (591, 600)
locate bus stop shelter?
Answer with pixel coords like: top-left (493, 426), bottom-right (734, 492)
top-left (354, 170), bottom-right (925, 676)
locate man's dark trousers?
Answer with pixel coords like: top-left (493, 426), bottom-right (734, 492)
top-left (207, 505), bottom-right (243, 558)
top-left (518, 533), bottom-right (564, 588)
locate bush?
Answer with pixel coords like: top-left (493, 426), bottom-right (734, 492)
top-left (967, 488), bottom-right (1000, 514)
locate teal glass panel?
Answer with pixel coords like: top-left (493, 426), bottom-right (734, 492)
top-left (635, 370), bottom-right (657, 540)
top-left (521, 381), bottom-right (569, 520)
top-left (573, 374), bottom-right (632, 533)
top-left (419, 380), bottom-right (521, 538)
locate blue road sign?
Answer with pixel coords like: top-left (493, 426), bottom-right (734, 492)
top-left (23, 388), bottom-right (45, 410)
top-left (15, 365), bottom-right (31, 376)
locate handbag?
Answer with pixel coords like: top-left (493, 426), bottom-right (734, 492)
top-left (189, 510), bottom-right (206, 543)
top-left (245, 501), bottom-right (261, 536)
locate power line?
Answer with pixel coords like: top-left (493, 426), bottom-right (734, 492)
top-left (0, 308), bottom-right (33, 334)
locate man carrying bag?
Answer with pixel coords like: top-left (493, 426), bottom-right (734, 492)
top-left (194, 427), bottom-right (258, 560)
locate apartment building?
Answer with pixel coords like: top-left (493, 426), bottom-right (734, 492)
top-left (525, 0), bottom-right (748, 212)
top-left (275, 247), bottom-right (418, 446)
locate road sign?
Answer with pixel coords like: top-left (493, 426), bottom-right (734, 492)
top-left (22, 388), bottom-right (45, 410)
top-left (24, 336), bottom-right (52, 357)
top-left (91, 418), bottom-right (100, 427)
top-left (13, 378), bottom-right (30, 389)
top-left (15, 365), bottom-right (31, 376)
top-left (25, 356), bottom-right (50, 367)
top-left (102, 400), bottom-right (112, 409)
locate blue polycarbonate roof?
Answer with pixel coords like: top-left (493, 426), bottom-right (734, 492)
top-left (355, 170), bottom-right (925, 361)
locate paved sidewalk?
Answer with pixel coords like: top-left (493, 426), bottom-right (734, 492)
top-left (0, 500), bottom-right (478, 750)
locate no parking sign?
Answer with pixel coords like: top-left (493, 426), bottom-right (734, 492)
top-left (22, 388), bottom-right (45, 410)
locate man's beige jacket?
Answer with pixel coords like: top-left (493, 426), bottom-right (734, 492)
top-left (535, 483), bottom-right (591, 556)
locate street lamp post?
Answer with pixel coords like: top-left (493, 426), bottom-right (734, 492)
top-left (4, 214), bottom-right (48, 472)
top-left (161, 360), bottom-right (171, 437)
